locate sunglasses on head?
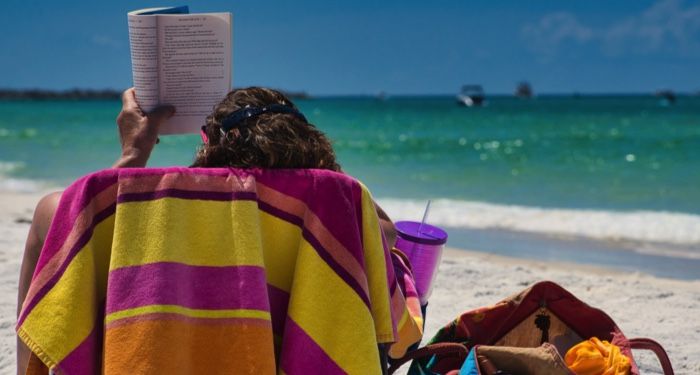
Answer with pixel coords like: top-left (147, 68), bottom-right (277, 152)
top-left (200, 104), bottom-right (308, 144)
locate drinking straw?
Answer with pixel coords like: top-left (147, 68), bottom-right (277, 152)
top-left (418, 200), bottom-right (431, 234)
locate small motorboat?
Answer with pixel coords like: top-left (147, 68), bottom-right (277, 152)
top-left (655, 90), bottom-right (676, 106)
top-left (457, 85), bottom-right (485, 107)
top-left (515, 81), bottom-right (533, 99)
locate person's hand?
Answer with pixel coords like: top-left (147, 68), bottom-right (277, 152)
top-left (113, 88), bottom-right (175, 168)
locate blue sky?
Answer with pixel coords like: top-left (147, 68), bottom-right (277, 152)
top-left (1, 0), bottom-right (699, 95)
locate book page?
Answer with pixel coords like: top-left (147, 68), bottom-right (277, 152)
top-left (127, 14), bottom-right (159, 111)
top-left (157, 13), bottom-right (232, 134)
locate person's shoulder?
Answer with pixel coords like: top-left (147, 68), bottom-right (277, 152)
top-left (32, 191), bottom-right (62, 241)
top-left (35, 191), bottom-right (61, 213)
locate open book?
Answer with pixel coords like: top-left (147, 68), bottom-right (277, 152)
top-left (128, 6), bottom-right (232, 134)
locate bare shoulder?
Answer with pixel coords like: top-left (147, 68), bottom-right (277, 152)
top-left (35, 191), bottom-right (61, 217)
top-left (32, 191), bottom-right (62, 241)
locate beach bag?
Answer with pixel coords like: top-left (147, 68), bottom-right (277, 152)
top-left (388, 281), bottom-right (674, 375)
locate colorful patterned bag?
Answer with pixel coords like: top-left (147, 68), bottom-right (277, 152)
top-left (389, 281), bottom-right (674, 375)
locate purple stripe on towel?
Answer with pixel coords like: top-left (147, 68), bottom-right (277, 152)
top-left (280, 317), bottom-right (346, 374)
top-left (257, 200), bottom-right (304, 227)
top-left (267, 284), bottom-right (290, 335)
top-left (117, 189), bottom-right (257, 203)
top-left (57, 307), bottom-right (104, 375)
top-left (106, 263), bottom-right (269, 314)
top-left (257, 170), bottom-right (367, 265)
top-left (302, 229), bottom-right (371, 308)
top-left (257, 200), bottom-right (371, 309)
top-left (33, 172), bottom-right (117, 278)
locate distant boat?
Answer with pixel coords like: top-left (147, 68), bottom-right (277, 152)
top-left (655, 90), bottom-right (676, 106)
top-left (515, 82), bottom-right (533, 99)
top-left (456, 85), bottom-right (485, 107)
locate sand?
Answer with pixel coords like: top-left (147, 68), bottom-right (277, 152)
top-left (408, 249), bottom-right (700, 374)
top-left (1, 191), bottom-right (698, 374)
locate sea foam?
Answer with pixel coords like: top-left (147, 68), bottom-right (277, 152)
top-left (376, 198), bottom-right (700, 248)
top-left (0, 161), bottom-right (46, 193)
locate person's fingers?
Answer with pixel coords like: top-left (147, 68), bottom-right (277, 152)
top-left (121, 88), bottom-right (140, 111)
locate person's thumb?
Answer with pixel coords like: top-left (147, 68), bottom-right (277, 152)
top-left (146, 105), bottom-right (176, 127)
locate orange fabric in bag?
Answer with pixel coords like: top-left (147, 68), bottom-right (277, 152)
top-left (565, 337), bottom-right (631, 375)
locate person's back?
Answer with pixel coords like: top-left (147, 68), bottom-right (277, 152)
top-left (17, 87), bottom-right (419, 374)
top-left (18, 166), bottom-right (402, 374)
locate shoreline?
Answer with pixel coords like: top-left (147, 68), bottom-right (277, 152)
top-left (442, 227), bottom-right (700, 280)
top-left (1, 191), bottom-right (698, 374)
top-left (442, 246), bottom-right (700, 289)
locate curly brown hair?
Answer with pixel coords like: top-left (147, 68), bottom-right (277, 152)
top-left (191, 87), bottom-right (341, 171)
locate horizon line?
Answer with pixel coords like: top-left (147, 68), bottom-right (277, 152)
top-left (1, 87), bottom-right (699, 99)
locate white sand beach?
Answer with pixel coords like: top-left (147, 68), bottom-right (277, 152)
top-left (1, 190), bottom-right (698, 374)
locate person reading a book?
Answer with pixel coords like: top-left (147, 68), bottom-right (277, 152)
top-left (17, 86), bottom-right (411, 374)
top-left (110, 86), bottom-right (396, 244)
top-left (116, 86), bottom-right (397, 244)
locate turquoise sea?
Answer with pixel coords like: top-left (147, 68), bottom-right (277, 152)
top-left (1, 96), bottom-right (699, 278)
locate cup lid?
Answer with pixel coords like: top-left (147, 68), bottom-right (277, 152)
top-left (395, 221), bottom-right (448, 245)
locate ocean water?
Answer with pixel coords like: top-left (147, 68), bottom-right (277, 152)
top-left (1, 96), bottom-right (699, 277)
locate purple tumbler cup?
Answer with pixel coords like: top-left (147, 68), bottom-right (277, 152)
top-left (394, 221), bottom-right (448, 305)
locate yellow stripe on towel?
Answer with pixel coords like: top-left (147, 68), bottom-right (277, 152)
top-left (21, 215), bottom-right (116, 366)
top-left (111, 198), bottom-right (265, 269)
top-left (360, 185), bottom-right (396, 343)
top-left (105, 305), bottom-right (271, 324)
top-left (289, 239), bottom-right (381, 375)
top-left (259, 211), bottom-right (303, 292)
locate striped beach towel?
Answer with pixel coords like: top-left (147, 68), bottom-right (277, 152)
top-left (17, 167), bottom-right (421, 374)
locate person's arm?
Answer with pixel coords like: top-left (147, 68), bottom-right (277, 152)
top-left (16, 88), bottom-right (174, 373)
top-left (113, 88), bottom-right (175, 168)
top-left (374, 202), bottom-right (398, 250)
top-left (17, 87), bottom-right (172, 316)
top-left (16, 192), bottom-right (61, 375)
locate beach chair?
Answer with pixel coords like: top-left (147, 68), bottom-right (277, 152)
top-left (17, 167), bottom-right (409, 374)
